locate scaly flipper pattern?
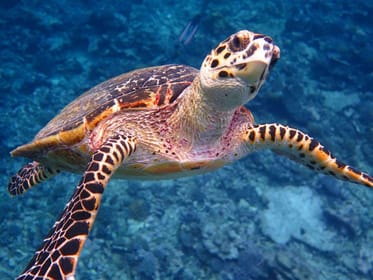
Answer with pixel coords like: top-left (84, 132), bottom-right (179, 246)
top-left (16, 134), bottom-right (136, 280)
top-left (8, 161), bottom-right (59, 195)
top-left (244, 123), bottom-right (373, 188)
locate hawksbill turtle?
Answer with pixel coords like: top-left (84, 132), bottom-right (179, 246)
top-left (8, 30), bottom-right (373, 279)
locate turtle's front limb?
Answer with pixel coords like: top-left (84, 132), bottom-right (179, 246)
top-left (8, 161), bottom-right (59, 195)
top-left (243, 123), bottom-right (373, 188)
top-left (16, 134), bottom-right (136, 280)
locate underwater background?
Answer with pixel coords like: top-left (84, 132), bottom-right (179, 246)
top-left (0, 1), bottom-right (372, 279)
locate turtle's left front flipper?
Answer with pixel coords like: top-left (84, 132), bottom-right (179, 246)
top-left (243, 123), bottom-right (373, 188)
top-left (16, 134), bottom-right (136, 280)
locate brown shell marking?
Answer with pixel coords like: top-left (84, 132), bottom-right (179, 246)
top-left (11, 64), bottom-right (198, 159)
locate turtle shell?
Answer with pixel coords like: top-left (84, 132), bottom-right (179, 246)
top-left (12, 64), bottom-right (198, 158)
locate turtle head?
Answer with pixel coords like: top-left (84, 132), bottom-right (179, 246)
top-left (200, 30), bottom-right (280, 110)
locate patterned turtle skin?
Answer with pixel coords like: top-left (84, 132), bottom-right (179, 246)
top-left (8, 30), bottom-right (373, 280)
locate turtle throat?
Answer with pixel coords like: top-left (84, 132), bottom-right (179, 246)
top-left (170, 77), bottom-right (236, 144)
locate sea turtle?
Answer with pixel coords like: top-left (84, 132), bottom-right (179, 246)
top-left (9, 30), bottom-right (373, 280)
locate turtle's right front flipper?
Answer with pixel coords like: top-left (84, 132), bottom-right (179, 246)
top-left (16, 134), bottom-right (136, 280)
top-left (8, 161), bottom-right (59, 195)
top-left (243, 123), bottom-right (373, 188)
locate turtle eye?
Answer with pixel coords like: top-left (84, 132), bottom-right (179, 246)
top-left (229, 35), bottom-right (250, 52)
top-left (218, 70), bottom-right (229, 78)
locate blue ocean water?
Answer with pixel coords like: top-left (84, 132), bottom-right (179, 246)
top-left (0, 1), bottom-right (372, 279)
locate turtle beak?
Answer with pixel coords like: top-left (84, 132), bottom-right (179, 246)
top-left (232, 42), bottom-right (280, 98)
top-left (235, 61), bottom-right (268, 84)
top-left (235, 43), bottom-right (280, 91)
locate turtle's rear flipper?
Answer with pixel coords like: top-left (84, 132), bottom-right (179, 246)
top-left (16, 134), bottom-right (136, 280)
top-left (244, 123), bottom-right (373, 188)
top-left (8, 161), bottom-right (59, 195)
